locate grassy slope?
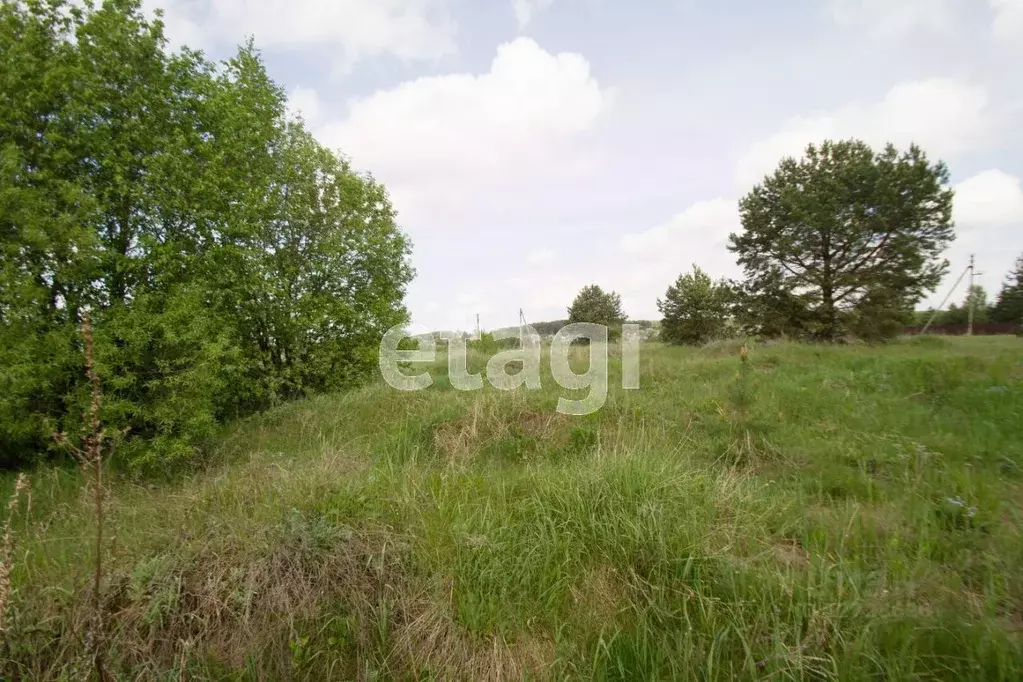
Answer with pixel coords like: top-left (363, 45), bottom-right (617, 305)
top-left (3, 337), bottom-right (1023, 680)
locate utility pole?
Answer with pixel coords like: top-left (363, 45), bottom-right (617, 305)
top-left (967, 254), bottom-right (983, 336)
top-left (476, 313), bottom-right (481, 338)
top-left (967, 255), bottom-right (975, 336)
top-left (921, 260), bottom-right (970, 335)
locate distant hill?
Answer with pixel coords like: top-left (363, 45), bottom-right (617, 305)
top-left (428, 320), bottom-right (660, 341)
top-left (489, 319), bottom-right (659, 338)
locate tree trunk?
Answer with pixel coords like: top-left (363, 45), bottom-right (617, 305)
top-left (820, 283), bottom-right (838, 341)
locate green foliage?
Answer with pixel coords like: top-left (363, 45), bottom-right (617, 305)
top-left (731, 270), bottom-right (810, 339)
top-left (931, 285), bottom-right (991, 327)
top-left (991, 254), bottom-right (1023, 327)
top-left (847, 287), bottom-right (914, 341)
top-left (730, 139), bottom-right (955, 341)
top-left (0, 0), bottom-right (413, 471)
top-left (657, 265), bottom-right (732, 345)
top-left (467, 332), bottom-right (520, 354)
top-left (490, 319), bottom-right (655, 339)
top-left (567, 285), bottom-right (626, 338)
top-left (5, 337), bottom-right (1023, 679)
top-left (727, 344), bottom-right (756, 421)
top-left (966, 285), bottom-right (991, 323)
top-left (518, 319), bottom-right (569, 337)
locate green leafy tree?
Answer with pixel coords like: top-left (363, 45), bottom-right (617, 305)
top-left (938, 285), bottom-right (989, 326)
top-left (0, 0), bottom-right (413, 471)
top-left (940, 303), bottom-right (965, 326)
top-left (911, 310), bottom-right (934, 326)
top-left (567, 285), bottom-right (626, 338)
top-left (729, 139), bottom-right (955, 341)
top-left (991, 254), bottom-right (1023, 326)
top-left (657, 266), bottom-right (731, 345)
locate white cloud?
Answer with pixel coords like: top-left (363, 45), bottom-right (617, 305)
top-left (146, 0), bottom-right (455, 65)
top-left (319, 37), bottom-right (609, 214)
top-left (827, 0), bottom-right (965, 38)
top-left (954, 169), bottom-right (1023, 228)
top-left (526, 248), bottom-right (557, 266)
top-left (991, 0), bottom-right (1023, 40)
top-left (617, 198), bottom-right (743, 316)
top-left (513, 0), bottom-right (554, 27)
top-left (614, 173), bottom-right (1023, 317)
top-left (287, 86), bottom-right (323, 124)
top-left (921, 168), bottom-right (1023, 306)
top-left (622, 198), bottom-right (739, 256)
top-left (735, 78), bottom-right (991, 188)
top-left (289, 37), bottom-right (613, 331)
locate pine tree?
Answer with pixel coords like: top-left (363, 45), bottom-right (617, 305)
top-left (657, 266), bottom-right (731, 345)
top-left (567, 285), bottom-right (627, 339)
top-left (729, 140), bottom-right (954, 341)
top-left (991, 254), bottom-right (1023, 327)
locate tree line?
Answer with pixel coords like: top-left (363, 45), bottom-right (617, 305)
top-left (564, 140), bottom-right (1023, 345)
top-left (4, 2), bottom-right (1019, 472)
top-left (0, 0), bottom-right (413, 470)
top-left (911, 259), bottom-right (1023, 329)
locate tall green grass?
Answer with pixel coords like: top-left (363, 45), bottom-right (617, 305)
top-left (2, 336), bottom-right (1022, 679)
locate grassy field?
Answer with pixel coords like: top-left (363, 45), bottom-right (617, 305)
top-left (2, 336), bottom-right (1023, 680)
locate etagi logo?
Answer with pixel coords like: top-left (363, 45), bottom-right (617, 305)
top-left (379, 324), bottom-right (641, 416)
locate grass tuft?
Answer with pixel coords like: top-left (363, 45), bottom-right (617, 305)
top-left (3, 336), bottom-right (1023, 680)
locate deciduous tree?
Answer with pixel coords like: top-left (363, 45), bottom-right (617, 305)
top-left (0, 0), bottom-right (413, 471)
top-left (938, 285), bottom-right (989, 326)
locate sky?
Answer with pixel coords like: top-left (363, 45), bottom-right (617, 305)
top-left (145, 0), bottom-right (1023, 332)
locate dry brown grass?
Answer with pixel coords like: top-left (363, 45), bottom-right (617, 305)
top-left (7, 337), bottom-right (1023, 679)
top-left (772, 539), bottom-right (811, 571)
top-left (10, 521), bottom-right (405, 679)
top-left (804, 503), bottom-right (907, 552)
top-left (570, 565), bottom-right (627, 626)
top-left (4, 440), bottom-right (385, 680)
top-left (432, 395), bottom-right (570, 461)
top-left (0, 473), bottom-right (30, 634)
top-left (393, 588), bottom-right (557, 681)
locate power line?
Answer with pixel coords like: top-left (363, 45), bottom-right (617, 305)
top-left (921, 260), bottom-right (972, 334)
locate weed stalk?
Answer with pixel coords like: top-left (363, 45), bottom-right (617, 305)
top-left (54, 314), bottom-right (109, 680)
top-left (0, 473), bottom-right (30, 634)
